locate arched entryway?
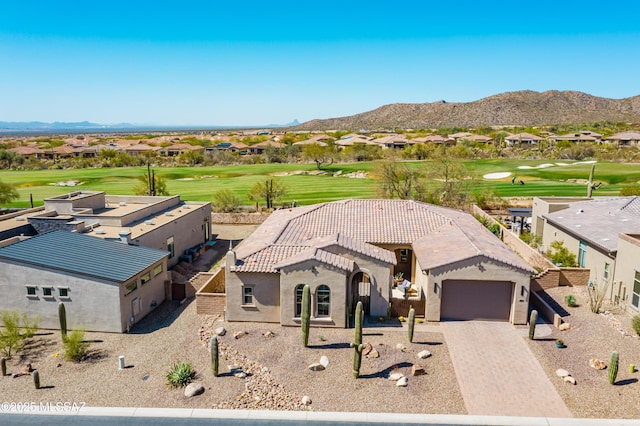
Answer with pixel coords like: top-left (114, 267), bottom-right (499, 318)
top-left (350, 271), bottom-right (371, 315)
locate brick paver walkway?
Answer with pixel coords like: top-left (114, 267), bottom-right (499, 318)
top-left (441, 321), bottom-right (573, 418)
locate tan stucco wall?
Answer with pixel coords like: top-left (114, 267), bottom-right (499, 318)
top-left (424, 256), bottom-right (530, 325)
top-left (119, 260), bottom-right (168, 332)
top-left (612, 235), bottom-right (640, 313)
top-left (279, 261), bottom-right (347, 327)
top-left (0, 260), bottom-right (123, 332)
top-left (225, 269), bottom-right (281, 323)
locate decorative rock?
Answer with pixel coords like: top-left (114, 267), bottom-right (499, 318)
top-left (214, 327), bottom-right (226, 336)
top-left (262, 330), bottom-right (275, 337)
top-left (559, 323), bottom-right (571, 331)
top-left (396, 343), bottom-right (406, 351)
top-left (228, 364), bottom-right (242, 372)
top-left (301, 395), bottom-right (312, 405)
top-left (388, 372), bottom-right (404, 381)
top-left (366, 348), bottom-right (379, 359)
top-left (417, 350), bottom-right (432, 359)
top-left (589, 359), bottom-right (606, 370)
top-left (233, 331), bottom-right (246, 339)
top-left (308, 363), bottom-right (325, 371)
top-left (184, 382), bottom-right (204, 397)
top-left (396, 377), bottom-right (408, 387)
top-left (319, 356), bottom-right (329, 368)
top-left (555, 368), bottom-right (570, 378)
top-left (234, 371), bottom-right (247, 378)
top-left (362, 343), bottom-right (373, 356)
top-left (564, 376), bottom-right (576, 385)
top-left (411, 364), bottom-right (426, 376)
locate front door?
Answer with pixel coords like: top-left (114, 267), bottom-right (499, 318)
top-left (351, 272), bottom-right (371, 316)
top-left (394, 248), bottom-right (412, 281)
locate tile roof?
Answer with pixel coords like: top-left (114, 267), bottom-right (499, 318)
top-left (544, 196), bottom-right (640, 252)
top-left (0, 229), bottom-right (168, 282)
top-left (274, 247), bottom-right (355, 272)
top-left (232, 199), bottom-right (532, 274)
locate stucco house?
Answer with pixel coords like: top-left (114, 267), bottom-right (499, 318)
top-left (0, 230), bottom-right (169, 332)
top-left (531, 196), bottom-right (640, 313)
top-left (224, 199), bottom-right (534, 328)
top-left (505, 133), bottom-right (543, 146)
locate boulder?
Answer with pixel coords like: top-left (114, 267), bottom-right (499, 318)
top-left (214, 327), bottom-right (226, 336)
top-left (362, 343), bottom-right (373, 356)
top-left (262, 330), bottom-right (275, 337)
top-left (234, 371), bottom-right (247, 378)
top-left (411, 364), bottom-right (426, 376)
top-left (417, 350), bottom-right (432, 359)
top-left (559, 323), bottom-right (571, 331)
top-left (396, 377), bottom-right (408, 387)
top-left (233, 331), bottom-right (246, 339)
top-left (366, 348), bottom-right (379, 359)
top-left (589, 359), bottom-right (606, 370)
top-left (308, 363), bottom-right (325, 371)
top-left (555, 368), bottom-right (570, 378)
top-left (319, 356), bottom-right (329, 368)
top-left (388, 372), bottom-right (404, 381)
top-left (564, 376), bottom-right (577, 385)
top-left (396, 343), bottom-right (407, 352)
top-left (228, 364), bottom-right (242, 372)
top-left (184, 382), bottom-right (204, 397)
top-left (301, 396), bottom-right (312, 405)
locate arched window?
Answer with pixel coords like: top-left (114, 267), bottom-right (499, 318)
top-left (317, 285), bottom-right (330, 317)
top-left (294, 284), bottom-right (305, 317)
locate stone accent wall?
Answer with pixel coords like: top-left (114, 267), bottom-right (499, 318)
top-left (196, 293), bottom-right (226, 316)
top-left (558, 268), bottom-right (590, 287)
top-left (211, 212), bottom-right (270, 224)
top-left (530, 267), bottom-right (590, 292)
top-left (195, 269), bottom-right (226, 315)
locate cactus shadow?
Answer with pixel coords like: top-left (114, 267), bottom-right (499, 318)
top-left (615, 378), bottom-right (638, 386)
top-left (39, 385), bottom-right (55, 389)
top-left (358, 361), bottom-right (413, 379)
top-left (413, 341), bottom-right (443, 346)
top-left (307, 342), bottom-right (350, 349)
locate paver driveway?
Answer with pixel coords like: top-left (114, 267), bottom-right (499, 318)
top-left (441, 321), bottom-right (573, 418)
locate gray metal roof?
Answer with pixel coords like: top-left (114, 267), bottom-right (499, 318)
top-left (0, 229), bottom-right (168, 282)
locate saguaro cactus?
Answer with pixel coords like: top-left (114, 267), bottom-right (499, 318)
top-left (350, 301), bottom-right (365, 378)
top-left (528, 310), bottom-right (538, 340)
top-left (1, 357), bottom-right (6, 376)
top-left (301, 285), bottom-right (311, 347)
top-left (32, 370), bottom-right (40, 389)
top-left (408, 307), bottom-right (416, 343)
top-left (211, 336), bottom-right (219, 377)
top-left (58, 302), bottom-right (67, 341)
top-left (609, 351), bottom-right (619, 385)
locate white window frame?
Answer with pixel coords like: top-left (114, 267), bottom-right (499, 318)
top-left (242, 285), bottom-right (254, 306)
top-left (26, 285), bottom-right (37, 297)
top-left (58, 287), bottom-right (70, 298)
top-left (294, 284), bottom-right (305, 318)
top-left (603, 263), bottom-right (610, 282)
top-left (42, 286), bottom-right (54, 298)
top-left (316, 285), bottom-right (330, 317)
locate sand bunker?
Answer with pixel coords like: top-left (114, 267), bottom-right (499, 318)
top-left (483, 172), bottom-right (512, 179)
top-left (518, 163), bottom-right (554, 170)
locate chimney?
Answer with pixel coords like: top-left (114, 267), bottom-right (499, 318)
top-left (226, 250), bottom-right (236, 271)
top-left (118, 230), bottom-right (132, 245)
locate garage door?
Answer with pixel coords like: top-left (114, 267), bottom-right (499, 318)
top-left (441, 280), bottom-right (513, 321)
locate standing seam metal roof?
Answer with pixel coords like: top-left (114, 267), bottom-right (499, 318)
top-left (0, 230), bottom-right (168, 282)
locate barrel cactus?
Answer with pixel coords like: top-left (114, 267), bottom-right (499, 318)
top-left (301, 285), bottom-right (311, 347)
top-left (350, 301), bottom-right (365, 378)
top-left (528, 310), bottom-right (538, 340)
top-left (609, 351), bottom-right (619, 385)
top-left (58, 302), bottom-right (67, 341)
top-left (32, 370), bottom-right (40, 389)
top-left (211, 336), bottom-right (219, 377)
top-left (408, 307), bottom-right (416, 343)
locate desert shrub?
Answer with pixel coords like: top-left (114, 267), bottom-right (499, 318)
top-left (632, 315), bottom-right (640, 336)
top-left (620, 185), bottom-right (640, 196)
top-left (64, 329), bottom-right (89, 362)
top-left (165, 362), bottom-right (197, 388)
top-left (565, 294), bottom-right (577, 307)
top-left (212, 189), bottom-right (241, 212)
top-left (520, 232), bottom-right (542, 249)
top-left (546, 241), bottom-right (578, 267)
top-left (0, 311), bottom-right (39, 357)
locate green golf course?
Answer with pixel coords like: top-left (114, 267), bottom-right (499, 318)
top-left (1, 159), bottom-right (639, 208)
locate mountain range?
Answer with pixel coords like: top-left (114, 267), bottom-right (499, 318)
top-left (291, 90), bottom-right (640, 131)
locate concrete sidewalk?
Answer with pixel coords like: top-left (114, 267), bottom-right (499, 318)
top-left (441, 321), bottom-right (572, 418)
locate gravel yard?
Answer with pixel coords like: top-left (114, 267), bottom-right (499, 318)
top-left (528, 286), bottom-right (640, 419)
top-left (0, 300), bottom-right (465, 414)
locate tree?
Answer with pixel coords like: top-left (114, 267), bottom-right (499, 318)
top-left (0, 179), bottom-right (19, 205)
top-left (374, 157), bottom-right (424, 199)
top-left (0, 311), bottom-right (39, 358)
top-left (546, 241), bottom-right (578, 267)
top-left (620, 185), bottom-right (640, 196)
top-left (248, 179), bottom-right (287, 210)
top-left (133, 164), bottom-right (169, 196)
top-left (301, 144), bottom-right (336, 170)
top-left (422, 154), bottom-right (474, 209)
top-left (212, 189), bottom-right (241, 212)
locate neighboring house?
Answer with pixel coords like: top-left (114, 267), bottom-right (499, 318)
top-left (206, 141), bottom-right (249, 154)
top-left (156, 143), bottom-right (204, 157)
top-left (447, 132), bottom-right (473, 141)
top-left (8, 146), bottom-right (45, 158)
top-left (550, 132), bottom-right (601, 144)
top-left (0, 230), bottom-right (169, 332)
top-left (121, 143), bottom-right (156, 156)
top-left (531, 196), bottom-right (640, 314)
top-left (293, 139), bottom-right (328, 147)
top-left (604, 131), bottom-right (640, 147)
top-left (505, 133), bottom-right (543, 146)
top-left (248, 140), bottom-right (286, 154)
top-left (461, 134), bottom-right (493, 144)
top-left (224, 199), bottom-right (533, 328)
top-left (412, 135), bottom-right (453, 145)
top-left (371, 134), bottom-right (409, 149)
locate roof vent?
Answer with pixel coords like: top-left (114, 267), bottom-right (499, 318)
top-left (119, 201), bottom-right (126, 207)
top-left (165, 212), bottom-right (173, 217)
top-left (577, 209), bottom-right (584, 214)
top-left (95, 229), bottom-right (106, 235)
top-left (183, 205), bottom-right (191, 209)
top-left (15, 216), bottom-right (25, 221)
top-left (144, 220), bottom-right (154, 225)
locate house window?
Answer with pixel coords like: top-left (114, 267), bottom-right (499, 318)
top-left (42, 287), bottom-right (54, 297)
top-left (578, 241), bottom-right (587, 268)
top-left (26, 286), bottom-right (37, 296)
top-left (58, 287), bottom-right (69, 298)
top-left (242, 286), bottom-right (254, 305)
top-left (140, 272), bottom-right (151, 286)
top-left (603, 263), bottom-right (610, 282)
top-left (125, 280), bottom-right (137, 296)
top-left (317, 285), bottom-right (330, 317)
top-left (167, 236), bottom-right (175, 258)
top-left (632, 271), bottom-right (640, 310)
top-left (294, 284), bottom-right (305, 317)
top-left (153, 264), bottom-right (163, 277)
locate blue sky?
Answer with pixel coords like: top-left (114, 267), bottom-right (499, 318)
top-left (1, 1), bottom-right (639, 126)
